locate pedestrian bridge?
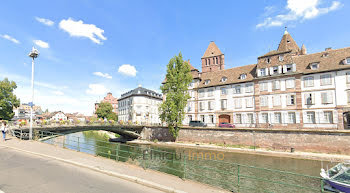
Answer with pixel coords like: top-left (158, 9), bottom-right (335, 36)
top-left (9, 124), bottom-right (166, 140)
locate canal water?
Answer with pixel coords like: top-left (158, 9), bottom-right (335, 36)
top-left (44, 131), bottom-right (336, 193)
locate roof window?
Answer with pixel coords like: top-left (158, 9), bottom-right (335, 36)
top-left (310, 62), bottom-right (319, 70)
top-left (345, 58), bottom-right (350, 65)
top-left (204, 79), bottom-right (211, 85)
top-left (221, 77), bottom-right (227, 82)
top-left (240, 74), bottom-right (247, 80)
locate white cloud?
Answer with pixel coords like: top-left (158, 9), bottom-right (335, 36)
top-left (52, 91), bottom-right (64, 95)
top-left (86, 84), bottom-right (110, 95)
top-left (35, 17), bottom-right (54, 26)
top-left (1, 34), bottom-right (20, 44)
top-left (93, 72), bottom-right (112, 79)
top-left (256, 0), bottom-right (342, 28)
top-left (59, 18), bottom-right (107, 44)
top-left (33, 40), bottom-right (49, 48)
top-left (118, 64), bottom-right (137, 77)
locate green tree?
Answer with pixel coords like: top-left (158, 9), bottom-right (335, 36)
top-left (159, 53), bottom-right (192, 138)
top-left (107, 112), bottom-right (118, 121)
top-left (95, 102), bottom-right (113, 119)
top-left (0, 78), bottom-right (20, 120)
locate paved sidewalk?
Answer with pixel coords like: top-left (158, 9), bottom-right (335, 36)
top-left (0, 137), bottom-right (229, 193)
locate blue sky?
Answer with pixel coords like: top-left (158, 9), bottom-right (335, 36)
top-left (0, 0), bottom-right (348, 115)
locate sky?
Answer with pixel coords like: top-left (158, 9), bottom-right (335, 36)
top-left (0, 0), bottom-right (349, 115)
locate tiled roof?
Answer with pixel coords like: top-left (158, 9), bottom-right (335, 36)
top-left (258, 50), bottom-right (291, 58)
top-left (198, 64), bottom-right (256, 88)
top-left (277, 30), bottom-right (300, 53)
top-left (294, 46), bottom-right (350, 74)
top-left (202, 41), bottom-right (223, 58)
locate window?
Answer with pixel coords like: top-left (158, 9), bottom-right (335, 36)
top-left (348, 91), bottom-right (350, 103)
top-left (199, 89), bottom-right (204, 98)
top-left (279, 55), bottom-right (284, 61)
top-left (208, 58), bottom-right (210, 65)
top-left (274, 113), bottom-right (282, 124)
top-left (321, 92), bottom-right (333, 104)
top-left (247, 114), bottom-right (254, 124)
top-left (320, 74), bottom-right (332, 85)
top-left (208, 101), bottom-right (214, 110)
top-left (260, 68), bottom-right (266, 76)
top-left (260, 82), bottom-right (268, 91)
top-left (310, 63), bottom-right (319, 70)
top-left (306, 112), bottom-right (316, 124)
top-left (188, 115), bottom-right (193, 122)
top-left (346, 57), bottom-right (350, 65)
top-left (246, 97), bottom-right (253, 108)
top-left (324, 111), bottom-right (333, 124)
top-left (235, 98), bottom-right (242, 109)
top-left (273, 80), bottom-right (280, 90)
top-left (304, 93), bottom-right (314, 105)
top-left (287, 94), bottom-right (296, 105)
top-left (240, 74), bottom-right (247, 79)
top-left (261, 113), bottom-right (269, 123)
top-left (288, 112), bottom-right (296, 124)
top-left (234, 85), bottom-right (241, 94)
top-left (221, 77), bottom-right (227, 82)
top-left (286, 64), bottom-right (293, 72)
top-left (221, 99), bottom-right (227, 110)
top-left (235, 114), bottom-right (242, 124)
top-left (304, 76), bottom-right (314, 87)
top-left (266, 57), bottom-right (271, 63)
top-left (273, 66), bottom-right (279, 74)
top-left (260, 96), bottom-right (268, 107)
top-left (208, 88), bottom-right (214, 97)
top-left (199, 102), bottom-right (204, 111)
top-left (204, 79), bottom-right (211, 85)
top-left (187, 103), bottom-right (192, 112)
top-left (245, 83), bottom-right (253, 93)
top-left (286, 79), bottom-right (295, 88)
top-left (273, 95), bottom-right (281, 106)
top-left (201, 115), bottom-right (205, 123)
top-left (221, 87), bottom-right (227, 95)
top-left (209, 115), bottom-right (214, 123)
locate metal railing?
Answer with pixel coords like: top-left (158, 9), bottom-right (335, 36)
top-left (10, 129), bottom-right (327, 193)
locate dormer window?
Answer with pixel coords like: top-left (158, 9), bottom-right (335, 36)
top-left (204, 79), bottom-right (211, 85)
top-left (286, 64), bottom-right (293, 72)
top-left (346, 58), bottom-right (350, 65)
top-left (260, 68), bottom-right (266, 76)
top-left (240, 74), bottom-right (247, 80)
top-left (279, 55), bottom-right (284, 61)
top-left (221, 77), bottom-right (227, 82)
top-left (266, 57), bottom-right (271, 64)
top-left (310, 62), bottom-right (319, 70)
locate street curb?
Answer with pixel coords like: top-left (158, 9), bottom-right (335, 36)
top-left (0, 144), bottom-right (187, 193)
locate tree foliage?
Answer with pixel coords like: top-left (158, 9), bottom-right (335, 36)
top-left (0, 78), bottom-right (20, 120)
top-left (95, 102), bottom-right (118, 121)
top-left (159, 53), bottom-right (192, 138)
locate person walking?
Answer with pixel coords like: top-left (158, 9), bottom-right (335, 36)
top-left (1, 121), bottom-right (7, 141)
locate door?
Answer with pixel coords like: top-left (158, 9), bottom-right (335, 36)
top-left (219, 114), bottom-right (231, 123)
top-left (344, 112), bottom-right (350, 129)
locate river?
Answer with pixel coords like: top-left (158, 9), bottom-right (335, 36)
top-left (44, 130), bottom-right (336, 193)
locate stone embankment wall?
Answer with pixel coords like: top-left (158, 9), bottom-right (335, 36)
top-left (143, 126), bottom-right (350, 155)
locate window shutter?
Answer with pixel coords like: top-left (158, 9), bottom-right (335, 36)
top-left (278, 66), bottom-right (282, 74)
top-left (329, 92), bottom-right (333, 104)
top-left (283, 65), bottom-right (287, 73)
top-left (304, 93), bottom-right (308, 105)
top-left (321, 92), bottom-right (327, 104)
top-left (265, 68), bottom-right (269, 76)
top-left (312, 93), bottom-right (315, 105)
top-left (257, 69), bottom-right (261, 77)
top-left (270, 67), bottom-right (274, 75)
top-left (292, 63), bottom-right (296, 72)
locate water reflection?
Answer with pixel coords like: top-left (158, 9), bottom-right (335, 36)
top-left (44, 131), bottom-right (336, 193)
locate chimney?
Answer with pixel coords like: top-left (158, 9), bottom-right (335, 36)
top-left (325, 47), bottom-right (332, 51)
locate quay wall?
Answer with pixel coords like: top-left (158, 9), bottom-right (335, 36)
top-left (143, 126), bottom-right (350, 155)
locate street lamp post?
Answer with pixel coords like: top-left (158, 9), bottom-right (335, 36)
top-left (28, 47), bottom-right (39, 140)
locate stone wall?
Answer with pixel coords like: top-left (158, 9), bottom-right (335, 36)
top-left (145, 126), bottom-right (350, 155)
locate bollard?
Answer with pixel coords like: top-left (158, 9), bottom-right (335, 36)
top-left (77, 137), bottom-right (80, 152)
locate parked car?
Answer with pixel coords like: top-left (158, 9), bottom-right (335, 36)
top-left (189, 120), bottom-right (207, 127)
top-left (219, 122), bottom-right (235, 128)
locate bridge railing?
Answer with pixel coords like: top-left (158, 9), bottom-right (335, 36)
top-left (11, 129), bottom-right (327, 193)
top-left (8, 120), bottom-right (164, 129)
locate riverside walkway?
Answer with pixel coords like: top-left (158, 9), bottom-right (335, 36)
top-left (0, 136), bottom-right (228, 193)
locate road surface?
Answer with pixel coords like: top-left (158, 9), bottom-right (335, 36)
top-left (0, 146), bottom-right (163, 193)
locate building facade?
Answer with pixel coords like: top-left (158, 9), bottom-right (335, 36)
top-left (118, 86), bottom-right (162, 124)
top-left (94, 92), bottom-right (119, 114)
top-left (183, 29), bottom-right (350, 130)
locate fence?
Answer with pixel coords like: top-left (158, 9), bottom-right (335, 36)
top-left (10, 129), bottom-right (327, 193)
